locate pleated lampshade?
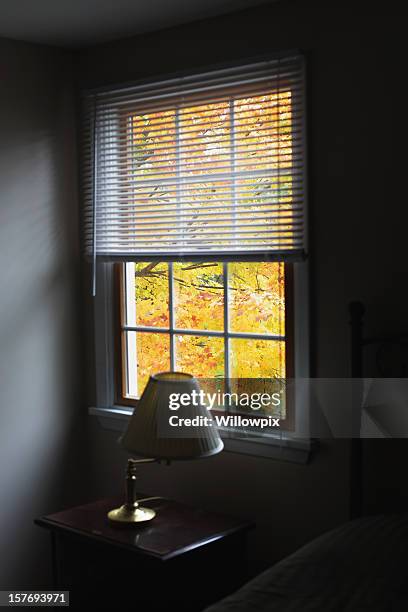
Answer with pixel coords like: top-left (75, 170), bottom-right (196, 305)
top-left (120, 372), bottom-right (224, 460)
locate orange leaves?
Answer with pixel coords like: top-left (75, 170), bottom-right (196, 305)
top-left (175, 335), bottom-right (224, 378)
top-left (190, 314), bottom-right (199, 327)
top-left (174, 262), bottom-right (224, 332)
top-left (229, 262), bottom-right (285, 336)
top-left (130, 260), bottom-right (286, 394)
top-left (138, 313), bottom-right (168, 327)
top-left (230, 338), bottom-right (285, 379)
top-left (134, 262), bottom-right (169, 327)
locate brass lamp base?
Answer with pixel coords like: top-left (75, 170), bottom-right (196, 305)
top-left (108, 503), bottom-right (156, 524)
top-left (108, 458), bottom-right (157, 525)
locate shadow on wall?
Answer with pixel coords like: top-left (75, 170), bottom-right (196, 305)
top-left (0, 38), bottom-right (86, 588)
top-left (86, 417), bottom-right (349, 575)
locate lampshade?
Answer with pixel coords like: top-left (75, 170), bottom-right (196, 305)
top-left (120, 372), bottom-right (224, 460)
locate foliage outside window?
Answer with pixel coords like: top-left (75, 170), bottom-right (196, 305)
top-left (111, 82), bottom-right (297, 427)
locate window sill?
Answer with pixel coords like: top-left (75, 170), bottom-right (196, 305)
top-left (89, 406), bottom-right (313, 464)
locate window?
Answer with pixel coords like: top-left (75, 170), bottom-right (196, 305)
top-left (84, 55), bottom-right (307, 438)
top-left (116, 261), bottom-right (293, 424)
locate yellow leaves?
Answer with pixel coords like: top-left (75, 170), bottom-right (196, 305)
top-left (135, 262), bottom-right (169, 327)
top-left (229, 262), bottom-right (285, 336)
top-left (176, 335), bottom-right (224, 379)
top-left (230, 339), bottom-right (285, 379)
top-left (131, 261), bottom-right (286, 393)
top-left (133, 332), bottom-right (170, 392)
top-left (129, 90), bottom-right (293, 182)
top-left (174, 262), bottom-right (224, 332)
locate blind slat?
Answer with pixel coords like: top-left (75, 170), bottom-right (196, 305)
top-left (89, 107), bottom-right (305, 134)
top-left (83, 132), bottom-right (304, 155)
top-left (82, 55), bottom-right (307, 264)
top-left (84, 211), bottom-right (303, 224)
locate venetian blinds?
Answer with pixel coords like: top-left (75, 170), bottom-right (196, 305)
top-left (82, 55), bottom-right (307, 270)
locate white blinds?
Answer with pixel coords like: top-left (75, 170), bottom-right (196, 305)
top-left (82, 55), bottom-right (307, 265)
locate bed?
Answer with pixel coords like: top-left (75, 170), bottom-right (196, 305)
top-left (205, 302), bottom-right (408, 612)
top-left (205, 514), bottom-right (408, 611)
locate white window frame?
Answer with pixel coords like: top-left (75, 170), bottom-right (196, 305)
top-left (122, 261), bottom-right (288, 400)
top-left (88, 55), bottom-right (310, 462)
top-left (89, 259), bottom-right (311, 463)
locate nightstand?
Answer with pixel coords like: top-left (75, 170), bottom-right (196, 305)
top-left (35, 496), bottom-right (253, 610)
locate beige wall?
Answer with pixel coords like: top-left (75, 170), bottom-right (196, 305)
top-left (86, 421), bottom-right (349, 572)
top-left (1, 0), bottom-right (406, 588)
top-left (77, 0), bottom-right (402, 573)
top-left (0, 38), bottom-right (85, 587)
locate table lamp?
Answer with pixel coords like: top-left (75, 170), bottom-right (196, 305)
top-left (108, 372), bottom-right (223, 524)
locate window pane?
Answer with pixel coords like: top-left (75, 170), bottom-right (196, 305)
top-left (230, 338), bottom-right (285, 379)
top-left (179, 103), bottom-right (230, 177)
top-left (234, 176), bottom-right (295, 250)
top-left (131, 110), bottom-right (176, 182)
top-left (228, 262), bottom-right (285, 336)
top-left (126, 262), bottom-right (169, 328)
top-left (126, 331), bottom-right (170, 398)
top-left (175, 335), bottom-right (224, 378)
top-left (234, 92), bottom-right (292, 173)
top-left (128, 111), bottom-right (178, 247)
top-left (176, 182), bottom-right (233, 249)
top-left (173, 262), bottom-right (224, 331)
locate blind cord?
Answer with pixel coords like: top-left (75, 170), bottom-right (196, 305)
top-left (92, 95), bottom-right (98, 297)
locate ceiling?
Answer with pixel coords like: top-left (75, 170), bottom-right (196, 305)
top-left (0, 0), bottom-right (273, 49)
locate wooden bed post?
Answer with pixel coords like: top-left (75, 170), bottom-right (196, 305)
top-left (349, 301), bottom-right (365, 519)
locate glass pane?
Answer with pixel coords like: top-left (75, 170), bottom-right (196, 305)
top-left (233, 175), bottom-right (295, 251)
top-left (234, 92), bottom-right (292, 173)
top-left (179, 102), bottom-right (230, 177)
top-left (175, 335), bottom-right (224, 378)
top-left (125, 262), bottom-right (169, 328)
top-left (173, 262), bottom-right (224, 331)
top-left (228, 262), bottom-right (285, 336)
top-left (230, 338), bottom-right (285, 379)
top-left (126, 331), bottom-right (170, 398)
top-left (131, 110), bottom-right (176, 182)
top-left (128, 110), bottom-right (177, 250)
top-left (176, 181), bottom-right (233, 250)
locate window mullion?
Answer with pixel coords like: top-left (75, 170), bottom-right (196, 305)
top-left (224, 98), bottom-right (236, 384)
top-left (123, 324), bottom-right (285, 342)
top-left (229, 98), bottom-right (237, 245)
top-left (169, 262), bottom-right (175, 370)
top-left (171, 106), bottom-right (181, 371)
top-left (223, 262), bottom-right (230, 383)
top-left (175, 106), bottom-right (183, 250)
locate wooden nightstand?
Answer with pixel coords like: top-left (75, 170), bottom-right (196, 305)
top-left (35, 497), bottom-right (253, 610)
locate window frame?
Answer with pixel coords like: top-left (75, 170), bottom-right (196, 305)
top-left (91, 259), bottom-right (310, 461)
top-left (87, 54), bottom-right (311, 458)
top-left (113, 261), bottom-right (295, 431)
